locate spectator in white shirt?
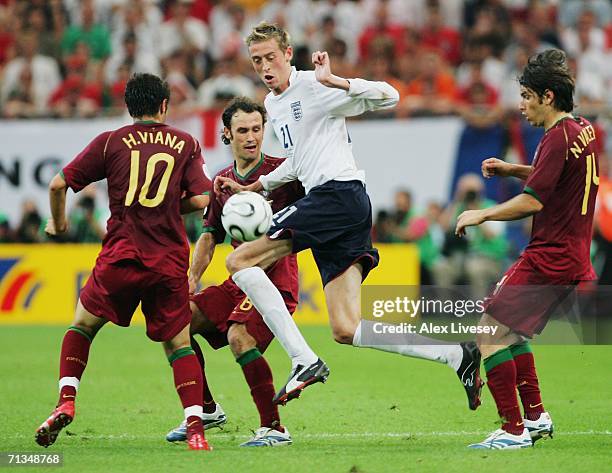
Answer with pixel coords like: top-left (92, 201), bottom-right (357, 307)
top-left (197, 56), bottom-right (256, 110)
top-left (1, 31), bottom-right (61, 116)
top-left (158, 0), bottom-right (209, 59)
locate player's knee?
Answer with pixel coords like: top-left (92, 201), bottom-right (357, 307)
top-left (226, 251), bottom-right (247, 275)
top-left (228, 324), bottom-right (256, 357)
top-left (71, 323), bottom-right (98, 340)
top-left (189, 305), bottom-right (211, 336)
top-left (475, 332), bottom-right (488, 348)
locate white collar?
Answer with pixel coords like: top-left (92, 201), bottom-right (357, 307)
top-left (268, 66), bottom-right (298, 101)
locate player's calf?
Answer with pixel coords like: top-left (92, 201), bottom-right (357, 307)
top-left (231, 326), bottom-right (291, 435)
top-left (325, 266), bottom-right (361, 345)
top-left (166, 327), bottom-right (211, 450)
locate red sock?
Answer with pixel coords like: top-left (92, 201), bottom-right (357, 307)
top-left (237, 348), bottom-right (282, 431)
top-left (57, 327), bottom-right (92, 406)
top-left (170, 349), bottom-right (204, 438)
top-left (513, 350), bottom-right (545, 420)
top-left (484, 348), bottom-right (524, 435)
top-left (190, 336), bottom-right (216, 414)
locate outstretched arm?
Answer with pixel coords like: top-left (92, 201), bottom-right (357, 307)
top-left (312, 51), bottom-right (399, 116)
top-left (482, 158), bottom-right (533, 181)
top-left (215, 158), bottom-right (297, 194)
top-left (455, 193), bottom-right (542, 237)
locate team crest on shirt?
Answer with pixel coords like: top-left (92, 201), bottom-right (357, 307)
top-left (290, 101), bottom-right (303, 121)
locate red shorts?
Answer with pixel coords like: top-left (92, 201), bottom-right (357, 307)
top-left (190, 279), bottom-right (298, 352)
top-left (484, 257), bottom-right (576, 338)
top-left (80, 260), bottom-right (191, 342)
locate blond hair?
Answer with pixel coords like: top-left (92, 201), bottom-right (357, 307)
top-left (245, 22), bottom-right (291, 52)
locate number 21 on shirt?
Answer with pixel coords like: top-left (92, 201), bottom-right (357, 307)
top-left (280, 124), bottom-right (293, 149)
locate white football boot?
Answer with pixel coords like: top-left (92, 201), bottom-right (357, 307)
top-left (240, 427), bottom-right (292, 447)
top-left (468, 427), bottom-right (533, 449)
top-left (524, 412), bottom-right (554, 443)
top-left (165, 403), bottom-right (227, 442)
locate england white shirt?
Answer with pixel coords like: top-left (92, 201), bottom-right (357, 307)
top-left (258, 67), bottom-right (399, 194)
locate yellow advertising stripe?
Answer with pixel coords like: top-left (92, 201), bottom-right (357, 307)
top-left (0, 244), bottom-right (419, 325)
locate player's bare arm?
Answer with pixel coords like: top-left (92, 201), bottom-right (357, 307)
top-left (215, 175), bottom-right (263, 194)
top-left (46, 173), bottom-right (69, 235)
top-left (180, 194), bottom-right (209, 215)
top-left (456, 193), bottom-right (542, 236)
top-left (188, 232), bottom-right (216, 294)
top-left (482, 158), bottom-right (534, 180)
top-left (312, 51), bottom-right (350, 91)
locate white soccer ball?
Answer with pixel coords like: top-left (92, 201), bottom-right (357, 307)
top-left (221, 191), bottom-right (273, 242)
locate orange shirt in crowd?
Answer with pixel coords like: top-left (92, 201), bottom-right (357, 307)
top-left (404, 73), bottom-right (456, 100)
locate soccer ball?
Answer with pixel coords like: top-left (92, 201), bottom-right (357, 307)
top-left (221, 191), bottom-right (273, 242)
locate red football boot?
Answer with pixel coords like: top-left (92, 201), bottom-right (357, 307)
top-left (35, 401), bottom-right (75, 448)
top-left (187, 432), bottom-right (212, 451)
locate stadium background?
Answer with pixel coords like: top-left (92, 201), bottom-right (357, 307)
top-left (2, 0), bottom-right (612, 323)
top-left (0, 1), bottom-right (611, 471)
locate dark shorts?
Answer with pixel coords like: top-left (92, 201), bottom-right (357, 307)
top-left (80, 260), bottom-right (191, 342)
top-left (191, 280), bottom-right (297, 352)
top-left (267, 180), bottom-right (379, 286)
top-left (484, 257), bottom-right (576, 338)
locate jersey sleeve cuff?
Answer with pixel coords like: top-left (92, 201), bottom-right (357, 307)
top-left (201, 226), bottom-right (216, 234)
top-left (523, 186), bottom-right (543, 204)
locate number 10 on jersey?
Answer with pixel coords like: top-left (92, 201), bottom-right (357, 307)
top-left (125, 151), bottom-right (175, 208)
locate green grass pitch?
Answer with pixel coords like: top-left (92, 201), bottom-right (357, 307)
top-left (1, 325), bottom-right (611, 473)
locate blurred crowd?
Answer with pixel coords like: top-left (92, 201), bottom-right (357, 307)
top-left (2, 0), bottom-right (612, 291)
top-left (0, 187), bottom-right (107, 244)
top-left (0, 0), bottom-right (610, 121)
top-left (374, 176), bottom-right (512, 298)
top-left (374, 162), bottom-right (612, 293)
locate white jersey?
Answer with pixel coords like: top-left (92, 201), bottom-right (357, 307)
top-left (258, 67), bottom-right (399, 194)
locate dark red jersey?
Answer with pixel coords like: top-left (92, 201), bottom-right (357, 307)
top-left (522, 116), bottom-right (599, 281)
top-left (204, 154), bottom-right (304, 298)
top-left (62, 121), bottom-right (211, 277)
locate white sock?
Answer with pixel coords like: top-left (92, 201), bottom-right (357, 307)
top-left (59, 376), bottom-right (80, 392)
top-left (233, 267), bottom-right (318, 367)
top-left (352, 320), bottom-right (463, 371)
top-left (184, 405), bottom-right (203, 420)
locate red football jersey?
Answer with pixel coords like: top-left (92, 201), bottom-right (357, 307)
top-left (204, 154), bottom-right (304, 298)
top-left (523, 116), bottom-right (599, 281)
top-left (63, 121), bottom-right (211, 277)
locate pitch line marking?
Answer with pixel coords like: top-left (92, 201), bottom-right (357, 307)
top-left (10, 430), bottom-right (612, 440)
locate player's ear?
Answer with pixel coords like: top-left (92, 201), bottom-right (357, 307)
top-left (223, 127), bottom-right (232, 143)
top-left (160, 99), bottom-right (168, 115)
top-left (544, 90), bottom-right (554, 106)
top-left (285, 45), bottom-right (293, 63)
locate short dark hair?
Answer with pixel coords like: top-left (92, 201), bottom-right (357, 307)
top-left (221, 97), bottom-right (267, 145)
top-left (124, 73), bottom-right (170, 118)
top-left (518, 49), bottom-right (575, 112)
